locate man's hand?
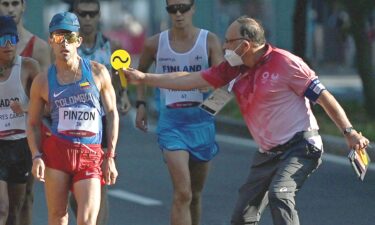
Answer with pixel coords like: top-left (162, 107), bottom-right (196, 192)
top-left (10, 100), bottom-right (25, 114)
top-left (32, 158), bottom-right (45, 182)
top-left (118, 90), bottom-right (131, 115)
top-left (102, 157), bottom-right (118, 185)
top-left (123, 68), bottom-right (146, 85)
top-left (345, 130), bottom-right (370, 150)
top-left (136, 105), bottom-right (148, 132)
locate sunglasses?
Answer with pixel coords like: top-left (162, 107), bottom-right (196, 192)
top-left (0, 34), bottom-right (18, 47)
top-left (76, 10), bottom-right (99, 18)
top-left (166, 4), bottom-right (192, 14)
top-left (50, 33), bottom-right (80, 44)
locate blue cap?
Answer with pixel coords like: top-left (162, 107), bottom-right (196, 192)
top-left (49, 12), bottom-right (80, 33)
top-left (0, 16), bottom-right (18, 36)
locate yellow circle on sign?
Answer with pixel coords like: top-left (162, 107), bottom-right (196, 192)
top-left (110, 49), bottom-right (131, 70)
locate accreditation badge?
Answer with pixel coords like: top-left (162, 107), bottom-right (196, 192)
top-left (199, 79), bottom-right (236, 116)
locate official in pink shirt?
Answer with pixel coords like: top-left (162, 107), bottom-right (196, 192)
top-left (124, 16), bottom-right (369, 225)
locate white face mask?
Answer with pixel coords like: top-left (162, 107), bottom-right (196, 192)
top-left (224, 43), bottom-right (245, 66)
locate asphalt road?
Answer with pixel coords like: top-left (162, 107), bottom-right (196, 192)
top-left (32, 113), bottom-right (375, 225)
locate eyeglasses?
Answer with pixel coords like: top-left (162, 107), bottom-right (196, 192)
top-left (76, 10), bottom-right (99, 18)
top-left (50, 33), bottom-right (80, 44)
top-left (166, 4), bottom-right (192, 14)
top-left (0, 34), bottom-right (18, 47)
top-left (224, 37), bottom-right (250, 44)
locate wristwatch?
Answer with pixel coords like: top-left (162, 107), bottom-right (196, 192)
top-left (343, 127), bottom-right (355, 135)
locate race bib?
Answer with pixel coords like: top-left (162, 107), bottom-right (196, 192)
top-left (0, 108), bottom-right (26, 137)
top-left (58, 107), bottom-right (99, 137)
top-left (164, 88), bottom-right (203, 108)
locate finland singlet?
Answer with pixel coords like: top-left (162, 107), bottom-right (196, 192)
top-left (0, 56), bottom-right (28, 140)
top-left (48, 58), bottom-right (103, 144)
top-left (155, 29), bottom-right (214, 127)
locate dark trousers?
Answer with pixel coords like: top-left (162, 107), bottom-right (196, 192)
top-left (231, 140), bottom-right (322, 225)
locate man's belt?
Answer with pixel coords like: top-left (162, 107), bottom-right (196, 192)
top-left (266, 130), bottom-right (319, 154)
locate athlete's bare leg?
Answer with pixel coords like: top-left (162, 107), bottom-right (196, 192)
top-left (6, 182), bottom-right (27, 225)
top-left (44, 168), bottom-right (70, 225)
top-left (69, 185), bottom-right (108, 225)
top-left (19, 176), bottom-right (34, 225)
top-left (95, 186), bottom-right (108, 225)
top-left (73, 179), bottom-right (101, 225)
top-left (164, 150), bottom-right (192, 225)
top-left (189, 160), bottom-right (210, 225)
top-left (0, 181), bottom-right (9, 225)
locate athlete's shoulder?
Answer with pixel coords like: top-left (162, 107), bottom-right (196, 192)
top-left (146, 33), bottom-right (160, 48)
top-left (206, 31), bottom-right (220, 42)
top-left (21, 56), bottom-right (40, 74)
top-left (90, 60), bottom-right (109, 76)
top-left (32, 70), bottom-right (48, 87)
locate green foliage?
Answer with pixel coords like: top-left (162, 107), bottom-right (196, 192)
top-left (312, 100), bottom-right (375, 140)
top-left (220, 99), bottom-right (375, 140)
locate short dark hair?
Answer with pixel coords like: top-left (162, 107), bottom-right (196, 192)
top-left (165, 0), bottom-right (194, 5)
top-left (236, 16), bottom-right (266, 47)
top-left (73, 0), bottom-right (100, 12)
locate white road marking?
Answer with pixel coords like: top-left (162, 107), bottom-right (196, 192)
top-left (108, 189), bottom-right (163, 206)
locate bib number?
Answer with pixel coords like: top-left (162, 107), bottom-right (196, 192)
top-left (58, 107), bottom-right (99, 137)
top-left (164, 89), bottom-right (203, 108)
top-left (0, 108), bottom-right (25, 137)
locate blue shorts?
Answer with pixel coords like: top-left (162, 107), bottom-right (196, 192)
top-left (157, 122), bottom-right (219, 162)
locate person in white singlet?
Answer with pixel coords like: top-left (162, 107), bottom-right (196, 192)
top-left (135, 0), bottom-right (223, 225)
top-left (0, 16), bottom-right (40, 225)
top-left (0, 2), bottom-right (51, 225)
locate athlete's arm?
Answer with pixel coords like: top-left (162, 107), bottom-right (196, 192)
top-left (92, 62), bottom-right (119, 185)
top-left (207, 32), bottom-right (224, 67)
top-left (27, 73), bottom-right (48, 182)
top-left (135, 35), bottom-right (158, 132)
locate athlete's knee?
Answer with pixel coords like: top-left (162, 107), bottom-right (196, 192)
top-left (49, 207), bottom-right (69, 222)
top-left (77, 215), bottom-right (97, 225)
top-left (174, 188), bottom-right (192, 205)
top-left (0, 202), bottom-right (9, 221)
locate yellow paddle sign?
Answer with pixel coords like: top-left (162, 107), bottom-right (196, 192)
top-left (110, 49), bottom-right (131, 88)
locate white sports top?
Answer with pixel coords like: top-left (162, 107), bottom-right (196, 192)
top-left (0, 56), bottom-right (28, 140)
top-left (155, 29), bottom-right (213, 125)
